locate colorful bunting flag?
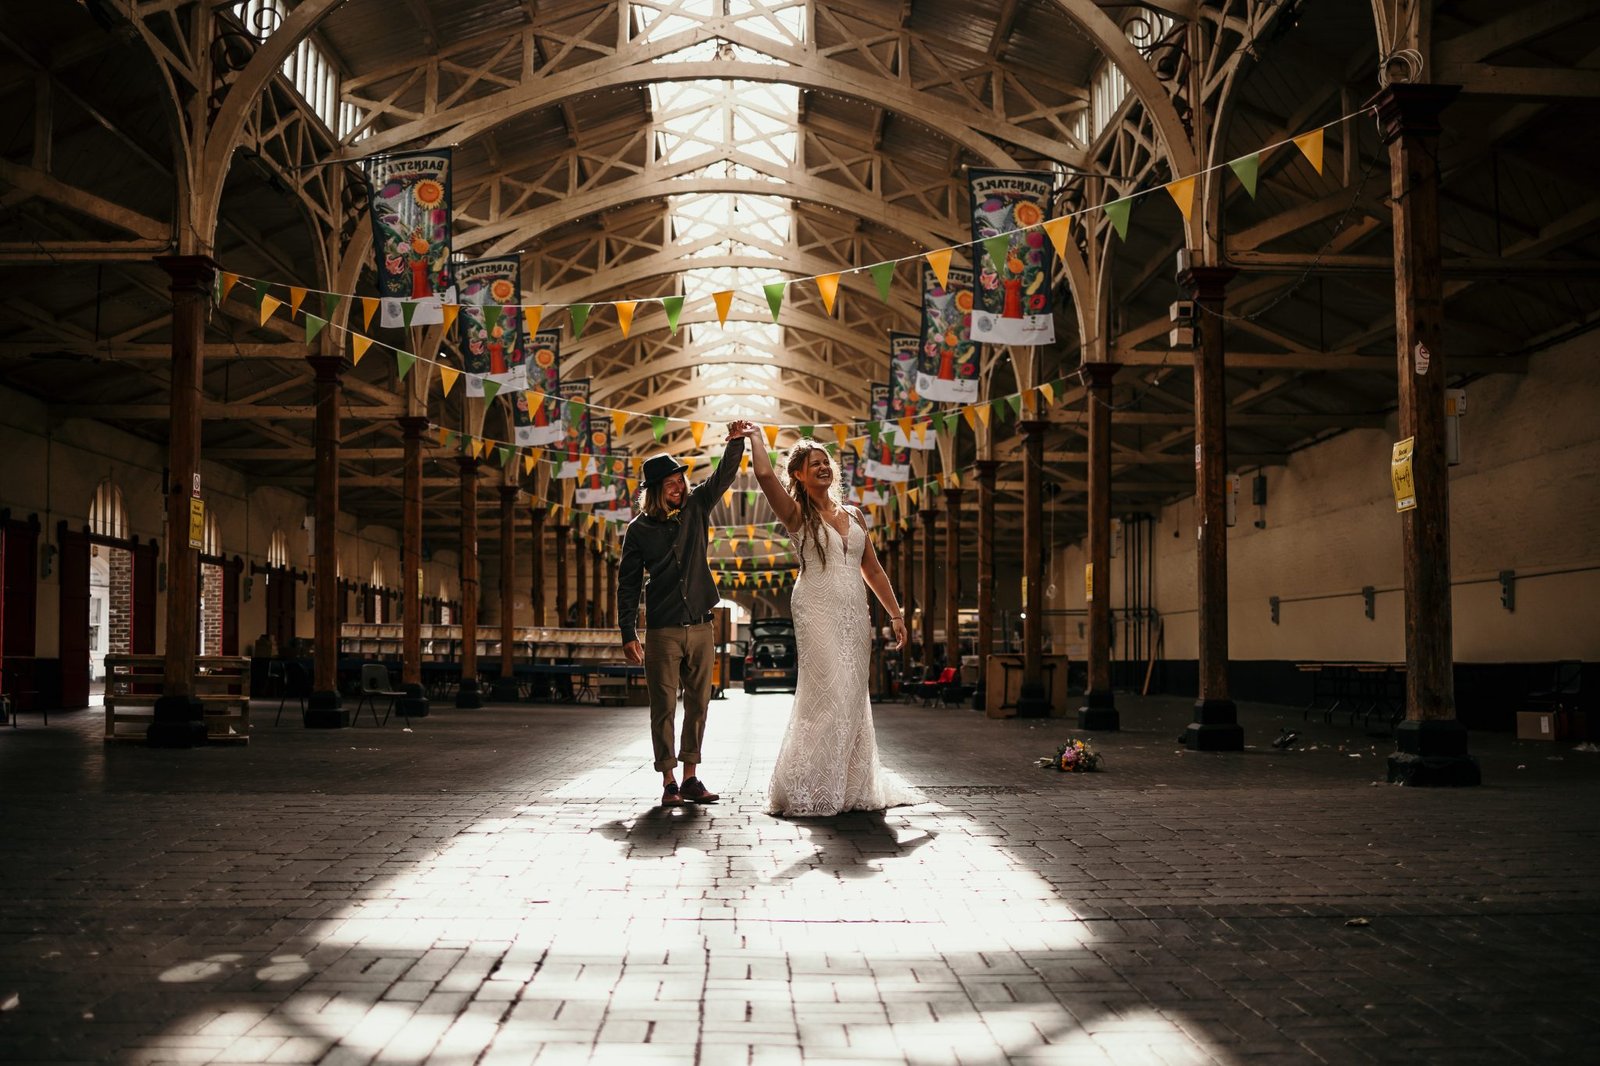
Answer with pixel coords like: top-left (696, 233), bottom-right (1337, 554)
top-left (305, 314), bottom-right (327, 345)
top-left (1164, 176), bottom-right (1195, 222)
top-left (219, 273), bottom-right (240, 304)
top-left (1042, 216), bottom-right (1071, 259)
top-left (439, 366), bottom-right (460, 396)
top-left (925, 247), bottom-right (953, 288)
top-left (441, 302), bottom-right (460, 336)
top-left (482, 378), bottom-right (501, 404)
top-left (614, 301), bottom-right (636, 338)
top-left (713, 290), bottom-right (734, 327)
top-left (982, 234), bottom-right (1012, 276)
top-left (258, 294), bottom-right (283, 325)
top-left (690, 421), bottom-right (706, 447)
top-left (361, 296), bottom-right (379, 329)
top-left (611, 409), bottom-right (628, 437)
top-left (661, 296), bottom-right (683, 335)
top-left (651, 415), bottom-right (667, 442)
top-left (868, 260), bottom-right (895, 301)
top-left (1105, 198), bottom-right (1132, 241)
top-left (321, 291), bottom-right (340, 319)
top-left (352, 333), bottom-right (374, 365)
top-left (816, 273), bottom-right (840, 316)
top-left (1293, 128), bottom-right (1324, 174)
top-left (288, 286), bottom-right (307, 318)
top-left (396, 351), bottom-right (417, 380)
top-left (569, 303), bottom-right (591, 338)
top-left (763, 282), bottom-right (785, 323)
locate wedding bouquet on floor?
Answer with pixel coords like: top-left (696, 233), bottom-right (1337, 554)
top-left (1035, 737), bottom-right (1102, 772)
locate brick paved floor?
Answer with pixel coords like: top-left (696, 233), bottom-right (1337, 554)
top-left (2, 690), bottom-right (1598, 1065)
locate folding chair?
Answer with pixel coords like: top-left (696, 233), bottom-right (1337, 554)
top-left (274, 661), bottom-right (311, 725)
top-left (355, 663), bottom-right (407, 726)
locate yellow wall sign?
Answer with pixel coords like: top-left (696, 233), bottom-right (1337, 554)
top-left (187, 497), bottom-right (205, 549)
top-left (1084, 562), bottom-right (1094, 602)
top-left (1391, 437), bottom-right (1416, 512)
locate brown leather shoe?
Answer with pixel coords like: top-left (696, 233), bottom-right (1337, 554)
top-left (680, 777), bottom-right (719, 803)
top-left (660, 781), bottom-right (684, 807)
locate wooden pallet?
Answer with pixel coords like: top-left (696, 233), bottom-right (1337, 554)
top-left (103, 655), bottom-right (252, 743)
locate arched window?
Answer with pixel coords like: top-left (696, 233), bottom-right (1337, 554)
top-left (267, 528), bottom-right (289, 568)
top-left (202, 512), bottom-right (222, 557)
top-left (370, 557), bottom-right (385, 588)
top-left (88, 480), bottom-right (129, 540)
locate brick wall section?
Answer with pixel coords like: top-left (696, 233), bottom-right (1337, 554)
top-left (107, 547), bottom-right (131, 656)
top-left (202, 563), bottom-right (223, 656)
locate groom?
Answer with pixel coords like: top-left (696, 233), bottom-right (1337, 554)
top-left (618, 421), bottom-right (752, 808)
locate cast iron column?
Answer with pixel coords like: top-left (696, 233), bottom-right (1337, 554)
top-left (1374, 83), bottom-right (1478, 785)
top-left (491, 484), bottom-right (520, 701)
top-left (529, 507), bottom-right (546, 626)
top-left (1179, 264), bottom-right (1243, 750)
top-left (590, 541), bottom-right (603, 628)
top-left (605, 553), bottom-right (618, 628)
top-left (1016, 420), bottom-right (1049, 715)
top-left (973, 460), bottom-right (998, 712)
top-left (396, 415), bottom-right (429, 718)
top-left (553, 522), bottom-right (569, 625)
top-left (573, 529), bottom-right (588, 627)
top-left (919, 503), bottom-right (937, 670)
top-left (1079, 363), bottom-right (1121, 730)
top-left (303, 355), bottom-right (347, 726)
top-left (898, 513), bottom-right (915, 680)
top-left (943, 487), bottom-right (963, 676)
top-left (455, 457), bottom-right (483, 708)
top-left (149, 254), bottom-right (217, 747)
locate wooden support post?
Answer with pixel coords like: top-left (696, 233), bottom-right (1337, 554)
top-left (1179, 264), bottom-right (1243, 750)
top-left (1079, 363), bottom-right (1120, 731)
top-left (396, 415), bottom-right (430, 717)
top-left (883, 532), bottom-right (900, 697)
top-left (590, 541), bottom-right (603, 628)
top-left (455, 458), bottom-right (483, 708)
top-left (973, 460), bottom-right (997, 711)
top-left (491, 485), bottom-right (520, 701)
top-left (605, 553), bottom-right (618, 628)
top-left (529, 507), bottom-right (546, 626)
top-left (574, 529), bottom-right (588, 628)
top-left (1374, 83), bottom-right (1478, 786)
top-left (554, 523), bottom-right (569, 624)
top-left (303, 356), bottom-right (346, 725)
top-left (1017, 420), bottom-right (1049, 715)
top-left (943, 487), bottom-right (963, 677)
top-left (149, 254), bottom-right (217, 747)
top-left (898, 516), bottom-right (915, 681)
top-left (919, 504), bottom-right (937, 670)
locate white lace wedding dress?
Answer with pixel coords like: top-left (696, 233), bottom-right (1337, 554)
top-left (766, 515), bottom-right (920, 817)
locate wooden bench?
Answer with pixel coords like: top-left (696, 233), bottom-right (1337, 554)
top-left (104, 655), bottom-right (252, 743)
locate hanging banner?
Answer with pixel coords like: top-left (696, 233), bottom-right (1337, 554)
top-left (514, 329), bottom-right (563, 447)
top-left (575, 412), bottom-right (615, 504)
top-left (867, 376), bottom-right (911, 482)
top-left (889, 331), bottom-right (935, 451)
top-left (364, 149), bottom-right (456, 327)
top-left (556, 378), bottom-right (590, 479)
top-left (968, 168), bottom-right (1056, 345)
top-left (598, 446), bottom-right (632, 521)
top-left (456, 257), bottom-right (525, 396)
top-left (916, 263), bottom-right (979, 403)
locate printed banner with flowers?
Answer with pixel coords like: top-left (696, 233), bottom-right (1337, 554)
top-left (598, 446), bottom-right (633, 522)
top-left (889, 331), bottom-right (935, 451)
top-left (514, 329), bottom-right (563, 447)
top-left (968, 169), bottom-right (1056, 346)
top-left (556, 378), bottom-right (590, 480)
top-left (575, 412), bottom-right (615, 505)
top-left (456, 257), bottom-right (524, 396)
top-left (866, 375), bottom-right (910, 482)
top-left (916, 262), bottom-right (979, 403)
top-left (364, 149), bottom-right (455, 327)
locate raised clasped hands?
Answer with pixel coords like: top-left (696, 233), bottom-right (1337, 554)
top-left (726, 419), bottom-right (756, 442)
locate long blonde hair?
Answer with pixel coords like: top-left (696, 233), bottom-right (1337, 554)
top-left (785, 440), bottom-right (844, 572)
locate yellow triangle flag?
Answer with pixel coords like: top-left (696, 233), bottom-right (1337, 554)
top-left (1042, 216), bottom-right (1072, 260)
top-left (441, 303), bottom-right (460, 336)
top-left (833, 423), bottom-right (848, 447)
top-left (1040, 381), bottom-right (1056, 406)
top-left (915, 421), bottom-right (928, 444)
top-left (897, 416), bottom-right (912, 441)
top-left (722, 488), bottom-right (732, 507)
top-left (740, 452), bottom-right (750, 474)
top-left (763, 424), bottom-right (779, 447)
top-left (439, 366), bottom-right (460, 396)
top-left (1164, 176), bottom-right (1196, 222)
top-left (628, 477), bottom-right (638, 495)
top-left (962, 406), bottom-right (979, 432)
top-left (360, 296), bottom-right (379, 330)
top-left (976, 403), bottom-right (992, 426)
top-left (713, 290), bottom-right (734, 326)
top-left (528, 448), bottom-right (544, 470)
top-left (1293, 128), bottom-right (1324, 174)
top-left (525, 305), bottom-right (543, 333)
top-left (219, 273), bottom-right (240, 304)
top-left (816, 273), bottom-right (841, 316)
top-left (925, 247), bottom-right (953, 288)
top-left (259, 294), bottom-right (283, 325)
top-left (288, 287), bottom-right (307, 318)
top-left (746, 524), bottom-right (756, 539)
top-left (685, 456), bottom-right (697, 478)
top-left (690, 421), bottom-right (706, 446)
top-left (351, 333), bottom-right (374, 365)
top-left (615, 301), bottom-right (636, 338)
top-left (908, 487), bottom-right (920, 506)
top-left (950, 470), bottom-right (962, 488)
top-left (1021, 389), bottom-right (1038, 415)
top-left (437, 426), bottom-right (451, 447)
top-left (611, 409), bottom-right (628, 437)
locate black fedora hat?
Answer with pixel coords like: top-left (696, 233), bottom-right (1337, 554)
top-left (641, 453), bottom-right (689, 487)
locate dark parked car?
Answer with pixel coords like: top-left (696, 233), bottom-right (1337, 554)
top-left (744, 618), bottom-right (797, 694)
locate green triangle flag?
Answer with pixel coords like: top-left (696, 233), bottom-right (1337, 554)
top-left (482, 378), bottom-right (501, 404)
top-left (443, 430), bottom-right (457, 448)
top-left (252, 280), bottom-right (271, 308)
top-left (1228, 153), bottom-right (1260, 199)
top-left (746, 489), bottom-right (757, 507)
top-left (799, 424), bottom-right (813, 439)
top-left (305, 314), bottom-right (327, 345)
top-left (651, 415), bottom-right (667, 442)
top-left (497, 446), bottom-right (512, 467)
top-left (661, 296), bottom-right (684, 335)
top-left (1104, 198), bottom-right (1132, 241)
top-left (396, 351), bottom-right (417, 380)
top-left (569, 303), bottom-right (591, 338)
top-left (868, 261), bottom-right (896, 302)
top-left (767, 450), bottom-right (779, 467)
top-left (763, 282), bottom-right (785, 324)
top-left (710, 455), bottom-right (721, 472)
top-left (866, 420), bottom-right (880, 443)
top-left (601, 472), bottom-right (613, 488)
top-left (484, 304), bottom-right (502, 332)
top-left (401, 300), bottom-right (420, 328)
top-left (983, 235), bottom-right (1013, 275)
top-left (1006, 394), bottom-right (1023, 418)
top-left (321, 292), bottom-right (341, 319)
top-left (825, 442), bottom-right (838, 456)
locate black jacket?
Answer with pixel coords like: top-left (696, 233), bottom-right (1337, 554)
top-left (617, 436), bottom-right (744, 644)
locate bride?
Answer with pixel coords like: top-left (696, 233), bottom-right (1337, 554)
top-left (743, 429), bottom-right (920, 817)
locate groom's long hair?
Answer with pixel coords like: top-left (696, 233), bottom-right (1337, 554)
top-left (785, 440), bottom-right (844, 573)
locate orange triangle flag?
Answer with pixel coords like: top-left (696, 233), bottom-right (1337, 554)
top-left (1293, 128), bottom-right (1324, 174)
top-left (1021, 389), bottom-right (1038, 415)
top-left (615, 301), bottom-right (636, 338)
top-left (524, 305), bottom-right (542, 333)
top-left (611, 409), bottom-right (628, 437)
top-left (762, 424), bottom-right (780, 447)
top-left (1042, 217), bottom-right (1072, 260)
top-left (219, 273), bottom-right (240, 304)
top-left (1039, 381), bottom-right (1056, 406)
top-left (351, 333), bottom-right (373, 365)
top-left (523, 453), bottom-right (535, 476)
top-left (976, 403), bottom-right (992, 427)
top-left (833, 423), bottom-right (848, 447)
top-left (288, 287), bottom-right (307, 318)
top-left (1164, 176), bottom-right (1196, 221)
top-left (360, 296), bottom-right (379, 330)
top-left (816, 273), bottom-right (840, 316)
top-left (439, 366), bottom-right (460, 396)
top-left (713, 290), bottom-right (734, 326)
top-left (925, 248), bottom-right (953, 288)
top-left (684, 456), bottom-right (698, 478)
top-left (962, 406), bottom-right (979, 432)
top-left (690, 421), bottom-right (706, 446)
top-left (437, 426), bottom-right (451, 447)
top-left (441, 303), bottom-right (460, 336)
top-left (259, 295), bottom-right (283, 325)
top-left (897, 416), bottom-right (912, 441)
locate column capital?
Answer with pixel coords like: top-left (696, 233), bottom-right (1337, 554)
top-left (529, 506), bottom-right (547, 525)
top-left (457, 455), bottom-right (479, 473)
top-left (944, 486), bottom-right (964, 505)
top-left (154, 254), bottom-right (220, 293)
top-left (499, 484), bottom-right (520, 502)
top-left (1368, 83), bottom-right (1460, 144)
top-left (306, 354), bottom-right (345, 383)
top-left (398, 414), bottom-right (429, 438)
top-left (973, 458), bottom-right (1000, 482)
top-left (1078, 361), bottom-right (1121, 389)
top-left (1017, 419), bottom-right (1049, 438)
top-left (1178, 265), bottom-right (1238, 302)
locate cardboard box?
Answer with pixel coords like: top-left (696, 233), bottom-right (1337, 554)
top-left (1516, 710), bottom-right (1557, 740)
